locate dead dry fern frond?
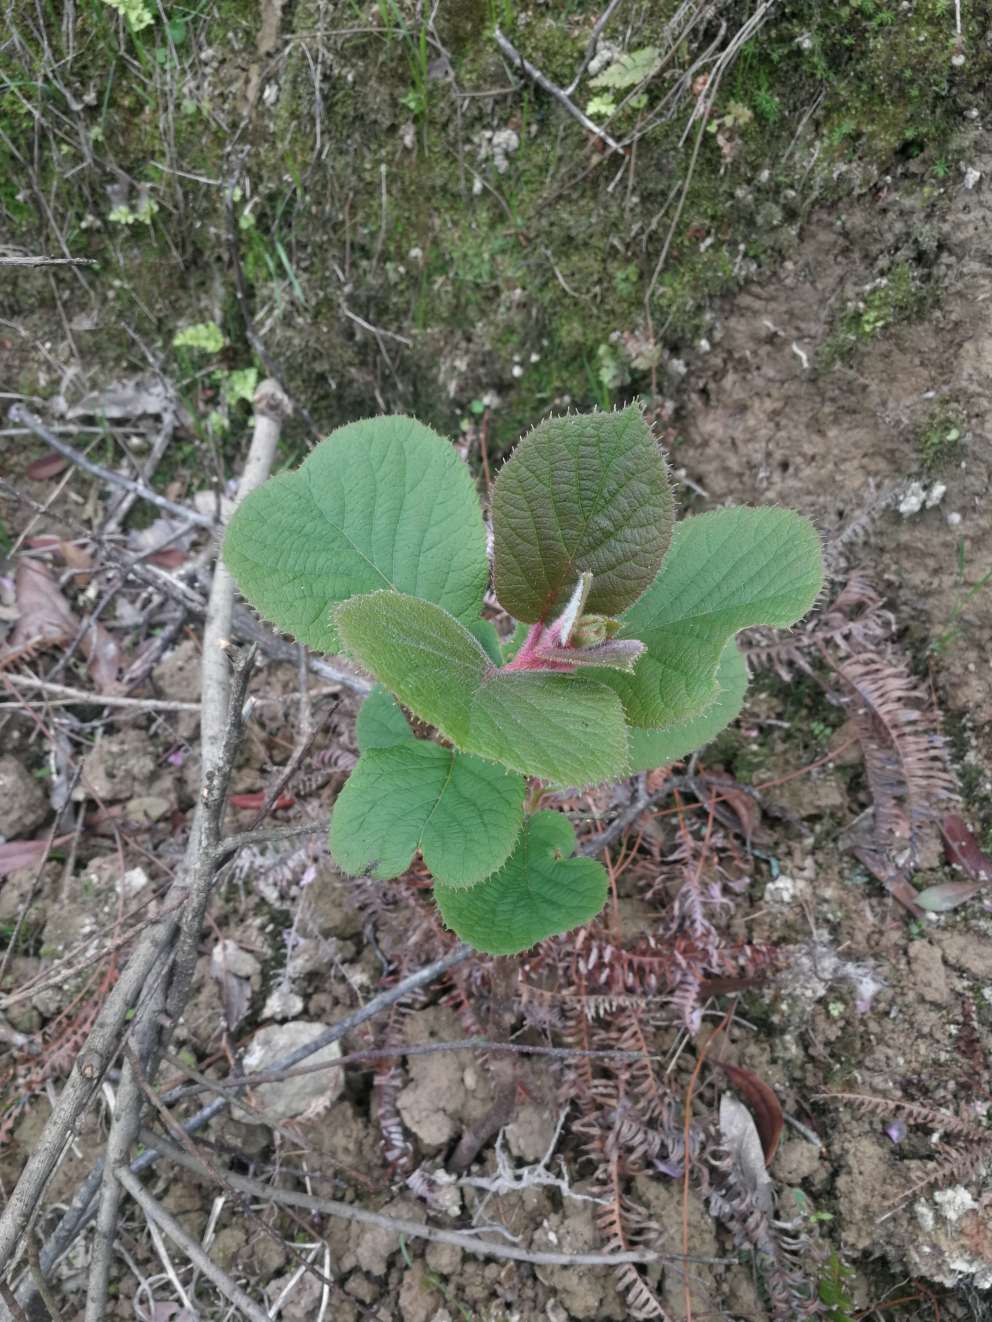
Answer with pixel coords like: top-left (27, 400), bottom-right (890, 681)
top-left (748, 570), bottom-right (959, 900)
top-left (595, 1157), bottom-right (671, 1320)
top-left (818, 1092), bottom-right (992, 1211)
top-left (835, 651), bottom-right (958, 858)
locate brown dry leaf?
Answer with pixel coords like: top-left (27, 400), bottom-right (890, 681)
top-left (699, 770), bottom-right (763, 844)
top-left (941, 813), bottom-right (992, 882)
top-left (81, 621), bottom-right (124, 691)
top-left (6, 559), bottom-right (125, 690)
top-left (713, 1059), bottom-right (784, 1165)
top-left (7, 560), bottom-right (76, 652)
top-left (24, 454), bottom-right (69, 481)
top-left (0, 835), bottom-right (72, 877)
top-left (59, 540), bottom-right (94, 586)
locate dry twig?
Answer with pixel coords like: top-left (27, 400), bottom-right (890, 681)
top-left (138, 1131), bottom-right (662, 1269)
top-left (114, 1167), bottom-right (270, 1322)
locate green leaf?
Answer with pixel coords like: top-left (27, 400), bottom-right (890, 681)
top-left (355, 685), bottom-right (414, 751)
top-left (330, 742), bottom-right (524, 887)
top-left (434, 812), bottom-right (608, 954)
top-left (492, 406), bottom-right (673, 624)
top-left (223, 416), bottom-right (488, 653)
top-left (585, 93), bottom-right (617, 119)
top-left (173, 322), bottom-right (225, 353)
top-left (470, 670), bottom-right (629, 785)
top-left (336, 591), bottom-right (630, 787)
top-left (597, 508), bottom-right (822, 728)
top-left (589, 46), bottom-right (662, 90)
top-left (628, 640), bottom-right (748, 773)
top-left (467, 617), bottom-right (504, 667)
top-left (337, 590), bottom-right (485, 745)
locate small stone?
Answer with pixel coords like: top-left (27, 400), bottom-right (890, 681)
top-left (773, 1138), bottom-right (821, 1183)
top-left (126, 795), bottom-right (172, 823)
top-left (211, 939), bottom-right (261, 981)
top-left (0, 756), bottom-right (47, 838)
top-left (962, 166), bottom-right (982, 190)
top-left (399, 1262), bottom-right (441, 1322)
top-left (237, 1021), bottom-right (344, 1124)
top-left (261, 985), bottom-right (304, 1020)
top-left (424, 1242), bottom-right (462, 1276)
top-left (117, 866), bottom-right (150, 899)
top-left (80, 729), bottom-right (155, 802)
top-left (898, 482), bottom-right (927, 516)
top-left (211, 1226), bottom-right (247, 1272)
top-left (505, 1103), bottom-right (559, 1163)
top-left (345, 1272), bottom-right (378, 1303)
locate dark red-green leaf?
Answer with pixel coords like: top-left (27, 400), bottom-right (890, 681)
top-left (941, 814), bottom-right (992, 882)
top-left (711, 1060), bottom-right (784, 1165)
top-left (492, 406), bottom-right (673, 623)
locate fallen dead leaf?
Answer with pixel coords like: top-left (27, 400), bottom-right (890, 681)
top-left (712, 1059), bottom-right (784, 1165)
top-left (25, 454), bottom-right (69, 481)
top-left (0, 835), bottom-right (72, 877)
top-left (6, 560), bottom-right (76, 652)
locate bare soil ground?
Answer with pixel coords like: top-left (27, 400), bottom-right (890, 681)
top-left (1, 3), bottom-right (992, 1320)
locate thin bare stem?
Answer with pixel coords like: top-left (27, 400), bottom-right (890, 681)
top-left (494, 26), bottom-right (624, 154)
top-left (7, 405), bottom-right (213, 528)
top-left (139, 1132), bottom-right (661, 1268)
top-left (114, 1167), bottom-right (270, 1322)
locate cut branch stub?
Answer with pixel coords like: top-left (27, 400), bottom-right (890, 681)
top-left (491, 406), bottom-right (674, 624)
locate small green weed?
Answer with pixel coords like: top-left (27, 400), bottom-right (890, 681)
top-left (818, 1251), bottom-right (857, 1321)
top-left (918, 402), bottom-right (963, 472)
top-left (931, 539), bottom-right (992, 656)
top-left (820, 264), bottom-right (929, 366)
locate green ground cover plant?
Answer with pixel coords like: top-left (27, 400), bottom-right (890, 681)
top-left (224, 408), bottom-right (822, 954)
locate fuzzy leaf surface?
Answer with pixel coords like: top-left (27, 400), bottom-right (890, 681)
top-left (223, 416), bottom-right (488, 652)
top-left (597, 508), bottom-right (822, 728)
top-left (434, 812), bottom-right (608, 954)
top-left (336, 591), bottom-right (629, 786)
top-left (355, 685), bottom-right (414, 752)
top-left (330, 742), bottom-right (524, 886)
top-left (492, 406), bottom-right (673, 624)
top-left (628, 640), bottom-right (748, 772)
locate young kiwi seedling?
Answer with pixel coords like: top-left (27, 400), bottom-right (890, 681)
top-left (223, 407), bottom-right (822, 954)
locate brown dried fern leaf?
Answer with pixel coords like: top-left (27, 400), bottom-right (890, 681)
top-left (596, 1159), bottom-right (670, 1321)
top-left (838, 650), bottom-right (958, 857)
top-left (818, 1092), bottom-right (988, 1140)
top-left (889, 1143), bottom-right (992, 1211)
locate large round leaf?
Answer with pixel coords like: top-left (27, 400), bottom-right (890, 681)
top-left (434, 812), bottom-right (608, 954)
top-left (598, 507), bottom-right (822, 728)
top-left (628, 640), bottom-right (748, 772)
top-left (223, 416), bottom-right (488, 653)
top-left (336, 591), bottom-right (630, 788)
top-left (330, 742), bottom-right (524, 887)
top-left (492, 406), bottom-right (673, 624)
